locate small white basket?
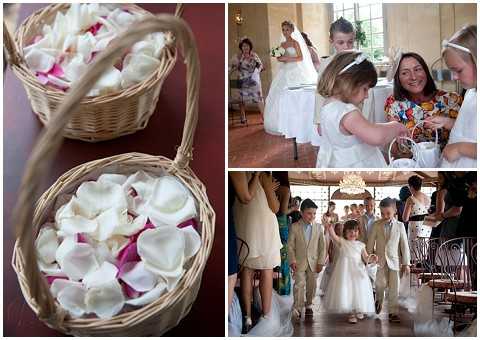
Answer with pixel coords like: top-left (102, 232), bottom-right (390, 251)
top-left (388, 136), bottom-right (419, 168)
top-left (411, 121), bottom-right (441, 168)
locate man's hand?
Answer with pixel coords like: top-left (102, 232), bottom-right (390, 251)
top-left (316, 264), bottom-right (323, 273)
top-left (290, 262), bottom-right (297, 273)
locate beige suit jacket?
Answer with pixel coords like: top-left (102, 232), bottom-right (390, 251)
top-left (288, 220), bottom-right (326, 272)
top-left (366, 219), bottom-right (410, 271)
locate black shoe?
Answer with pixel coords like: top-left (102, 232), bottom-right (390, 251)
top-left (242, 316), bottom-right (252, 334)
top-left (375, 300), bottom-right (382, 314)
top-left (389, 314), bottom-right (400, 323)
top-left (305, 307), bottom-right (314, 316)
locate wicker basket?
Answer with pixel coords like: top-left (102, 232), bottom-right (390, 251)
top-left (3, 4), bottom-right (183, 142)
top-left (12, 14), bottom-right (216, 336)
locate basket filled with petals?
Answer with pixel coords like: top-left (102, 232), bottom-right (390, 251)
top-left (4, 3), bottom-right (182, 142)
top-left (12, 15), bottom-right (215, 336)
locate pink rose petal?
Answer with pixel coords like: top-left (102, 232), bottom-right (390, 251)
top-left (87, 22), bottom-right (103, 36)
top-left (177, 218), bottom-right (199, 230)
top-left (46, 275), bottom-right (68, 285)
top-left (33, 35), bottom-right (43, 44)
top-left (36, 72), bottom-right (49, 85)
top-left (77, 233), bottom-right (88, 243)
top-left (49, 63), bottom-right (64, 78)
top-left (117, 242), bottom-right (140, 266)
top-left (121, 280), bottom-right (141, 298)
top-left (128, 223), bottom-right (155, 243)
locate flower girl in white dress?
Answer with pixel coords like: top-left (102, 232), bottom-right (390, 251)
top-left (316, 51), bottom-right (409, 168)
top-left (324, 220), bottom-right (378, 324)
top-left (425, 25), bottom-right (477, 167)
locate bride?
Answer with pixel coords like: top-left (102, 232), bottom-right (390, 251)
top-left (264, 21), bottom-right (318, 135)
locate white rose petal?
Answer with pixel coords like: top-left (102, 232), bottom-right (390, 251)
top-left (121, 53), bottom-right (160, 88)
top-left (137, 176), bottom-right (197, 226)
top-left (35, 226), bottom-right (59, 264)
top-left (119, 261), bottom-right (157, 292)
top-left (93, 206), bottom-right (127, 241)
top-left (76, 181), bottom-right (127, 214)
top-left (38, 259), bottom-right (64, 275)
top-left (114, 214), bottom-right (147, 237)
top-left (91, 66), bottom-right (121, 95)
top-left (137, 227), bottom-right (185, 280)
top-left (61, 243), bottom-right (99, 280)
top-left (58, 215), bottom-right (98, 236)
top-left (85, 280), bottom-right (125, 318)
top-left (57, 285), bottom-right (87, 317)
top-left (93, 242), bottom-right (115, 264)
top-left (55, 236), bottom-right (77, 266)
top-left (104, 235), bottom-right (129, 257)
top-left (97, 173), bottom-right (128, 186)
top-left (25, 48), bottom-right (55, 73)
top-left (122, 170), bottom-right (155, 196)
top-left (146, 195), bottom-right (197, 227)
top-left (182, 226), bottom-right (202, 259)
top-left (126, 280), bottom-right (167, 306)
top-left (50, 278), bottom-right (84, 298)
top-left (62, 54), bottom-right (88, 83)
top-left (83, 261), bottom-right (118, 289)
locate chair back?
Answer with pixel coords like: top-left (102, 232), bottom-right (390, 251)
top-left (435, 237), bottom-right (476, 292)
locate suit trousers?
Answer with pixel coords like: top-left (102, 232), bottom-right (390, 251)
top-left (294, 265), bottom-right (317, 310)
top-left (375, 265), bottom-right (400, 314)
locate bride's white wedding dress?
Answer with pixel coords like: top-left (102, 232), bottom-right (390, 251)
top-left (264, 46), bottom-right (317, 135)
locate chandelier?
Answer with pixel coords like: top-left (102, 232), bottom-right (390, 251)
top-left (339, 173), bottom-right (366, 195)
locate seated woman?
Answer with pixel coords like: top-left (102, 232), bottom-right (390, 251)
top-left (229, 38), bottom-right (264, 122)
top-left (384, 52), bottom-right (462, 150)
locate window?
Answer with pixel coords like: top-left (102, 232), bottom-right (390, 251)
top-left (333, 2), bottom-right (385, 62)
top-left (290, 185), bottom-right (436, 223)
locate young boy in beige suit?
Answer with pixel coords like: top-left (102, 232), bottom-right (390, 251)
top-left (288, 199), bottom-right (326, 319)
top-left (366, 197), bottom-right (410, 323)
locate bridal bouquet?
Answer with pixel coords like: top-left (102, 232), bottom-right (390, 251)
top-left (35, 170), bottom-right (201, 319)
top-left (23, 3), bottom-right (167, 96)
top-left (270, 46), bottom-right (285, 57)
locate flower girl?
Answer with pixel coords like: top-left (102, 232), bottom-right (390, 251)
top-left (425, 25), bottom-right (477, 167)
top-left (316, 51), bottom-right (409, 168)
top-left (324, 220), bottom-right (377, 324)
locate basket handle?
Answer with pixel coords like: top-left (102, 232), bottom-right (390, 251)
top-left (12, 14), bottom-right (199, 326)
top-left (3, 21), bottom-right (23, 67)
top-left (388, 136), bottom-right (419, 164)
top-left (411, 120), bottom-right (438, 146)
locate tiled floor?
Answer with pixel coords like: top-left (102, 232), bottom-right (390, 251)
top-left (228, 111), bottom-right (317, 168)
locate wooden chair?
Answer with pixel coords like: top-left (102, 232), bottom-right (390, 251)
top-left (429, 237), bottom-right (477, 332)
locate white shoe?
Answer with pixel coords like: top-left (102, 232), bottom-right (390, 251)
top-left (356, 313), bottom-right (365, 320)
top-left (293, 308), bottom-right (301, 319)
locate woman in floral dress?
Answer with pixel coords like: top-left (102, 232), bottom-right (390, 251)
top-left (229, 38), bottom-right (264, 121)
top-left (385, 52), bottom-right (462, 151)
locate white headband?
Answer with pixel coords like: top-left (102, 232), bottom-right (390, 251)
top-left (339, 52), bottom-right (368, 74)
top-left (442, 40), bottom-right (472, 54)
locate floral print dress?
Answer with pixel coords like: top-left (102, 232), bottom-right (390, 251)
top-left (229, 52), bottom-right (264, 104)
top-left (384, 90), bottom-right (462, 149)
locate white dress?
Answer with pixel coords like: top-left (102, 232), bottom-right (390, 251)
top-left (233, 173), bottom-right (282, 269)
top-left (316, 100), bottom-right (387, 168)
top-left (441, 88), bottom-right (477, 168)
top-left (324, 238), bottom-right (375, 313)
top-left (264, 46), bottom-right (317, 135)
top-left (407, 195), bottom-right (431, 240)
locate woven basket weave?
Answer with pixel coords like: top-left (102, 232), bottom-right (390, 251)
top-left (12, 14), bottom-right (216, 336)
top-left (4, 4), bottom-right (182, 142)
